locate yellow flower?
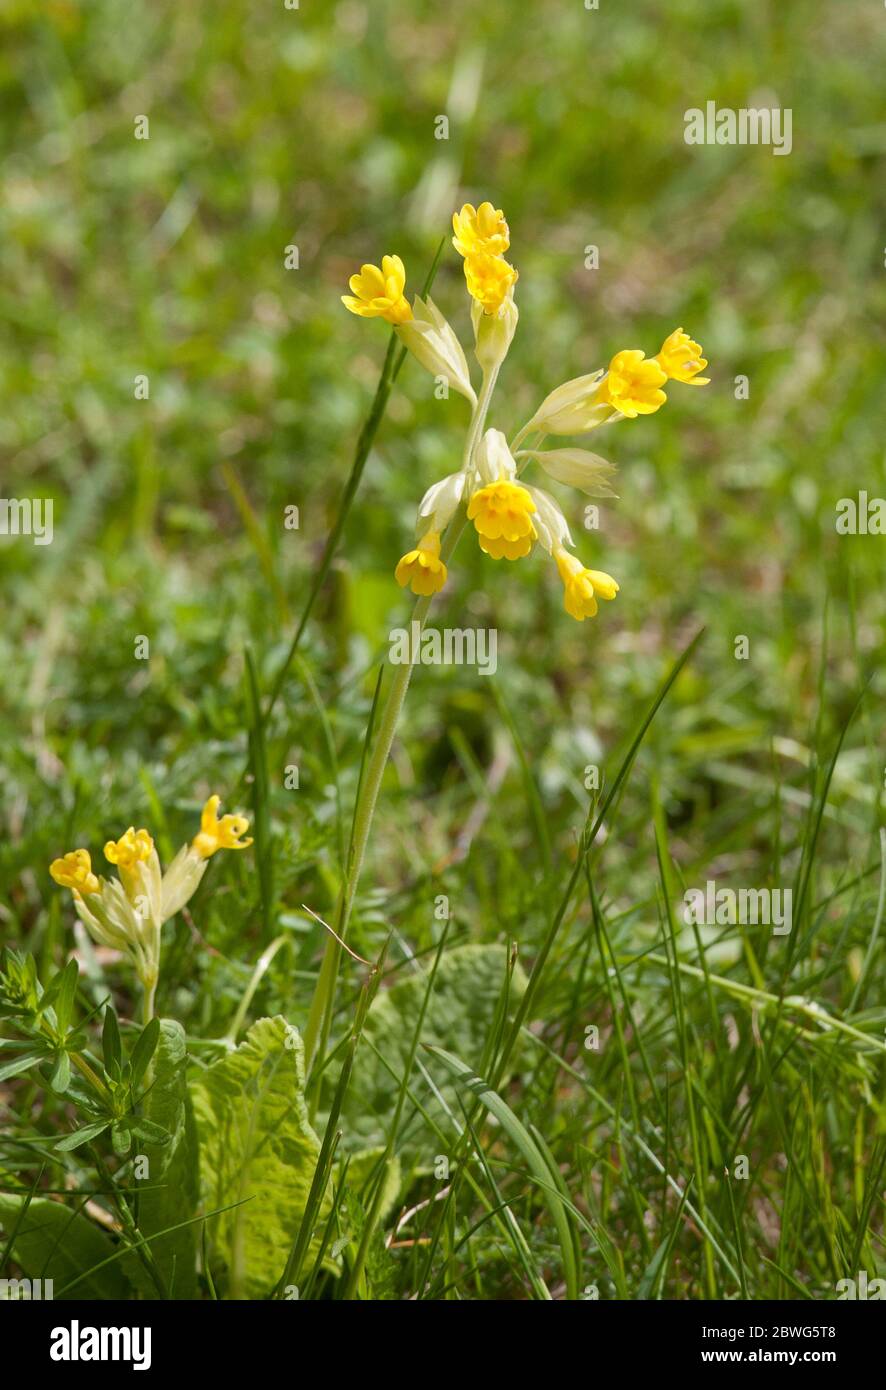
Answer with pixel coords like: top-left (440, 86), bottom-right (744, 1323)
top-left (467, 481), bottom-right (536, 560)
top-left (555, 549), bottom-right (619, 621)
top-left (49, 849), bottom-right (101, 897)
top-left (192, 795), bottom-right (253, 860)
top-left (104, 827), bottom-right (154, 872)
top-left (395, 531), bottom-right (448, 596)
top-left (341, 255), bottom-right (413, 325)
top-left (655, 327), bottom-right (710, 385)
top-left (452, 202), bottom-right (510, 259)
top-left (594, 350), bottom-right (668, 418)
top-left (463, 252), bottom-right (518, 316)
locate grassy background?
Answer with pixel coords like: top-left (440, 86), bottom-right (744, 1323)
top-left (1, 0), bottom-right (884, 1298)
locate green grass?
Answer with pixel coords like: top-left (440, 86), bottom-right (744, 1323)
top-left (0, 0), bottom-right (884, 1300)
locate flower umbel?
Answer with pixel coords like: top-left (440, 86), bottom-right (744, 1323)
top-left (594, 350), bottom-right (668, 418)
top-left (452, 202), bottom-right (510, 259)
top-left (395, 531), bottom-right (448, 596)
top-left (555, 549), bottom-right (619, 621)
top-left (341, 255), bottom-right (412, 325)
top-left (468, 480), bottom-right (537, 560)
top-left (344, 200), bottom-right (709, 623)
top-left (49, 795), bottom-right (252, 1021)
top-left (655, 327), bottom-right (710, 385)
top-left (49, 849), bottom-right (100, 897)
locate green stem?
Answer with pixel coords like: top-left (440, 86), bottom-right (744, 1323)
top-left (303, 542), bottom-right (452, 1079)
top-left (509, 421), bottom-right (535, 454)
top-left (142, 979), bottom-right (156, 1026)
top-left (303, 368), bottom-right (498, 1078)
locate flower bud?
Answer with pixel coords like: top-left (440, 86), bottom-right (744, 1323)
top-left (396, 296), bottom-right (476, 405)
top-left (474, 428), bottom-right (516, 485)
top-left (416, 471), bottom-right (466, 533)
top-left (523, 371), bottom-right (613, 436)
top-left (522, 448), bottom-right (618, 497)
top-left (471, 293), bottom-right (519, 374)
top-left (523, 485), bottom-right (574, 554)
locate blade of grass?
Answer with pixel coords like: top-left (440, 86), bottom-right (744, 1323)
top-left (425, 1043), bottom-right (579, 1300)
top-left (341, 919), bottom-right (451, 1299)
top-left (492, 628), bottom-right (705, 1089)
top-left (244, 646), bottom-right (274, 945)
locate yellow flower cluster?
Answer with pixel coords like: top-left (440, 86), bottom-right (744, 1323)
top-left (342, 200), bottom-right (709, 622)
top-left (50, 797), bottom-right (251, 901)
top-left (467, 480), bottom-right (536, 560)
top-left (50, 796), bottom-right (252, 1013)
top-left (592, 330), bottom-right (709, 419)
top-left (452, 202), bottom-right (518, 316)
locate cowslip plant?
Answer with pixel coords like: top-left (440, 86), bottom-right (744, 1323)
top-left (49, 795), bottom-right (252, 1023)
top-left (305, 201), bottom-right (710, 1076)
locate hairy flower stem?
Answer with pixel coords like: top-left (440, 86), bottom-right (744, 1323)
top-left (303, 369), bottom-right (498, 1081)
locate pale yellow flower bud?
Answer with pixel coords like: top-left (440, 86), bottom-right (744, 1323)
top-left (471, 294), bottom-right (519, 374)
top-left (522, 448), bottom-right (618, 497)
top-left (396, 296), bottom-right (476, 405)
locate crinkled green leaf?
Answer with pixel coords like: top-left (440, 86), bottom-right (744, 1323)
top-left (190, 1015), bottom-right (329, 1299)
top-left (336, 944), bottom-right (527, 1160)
top-left (124, 1019), bottom-right (199, 1299)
